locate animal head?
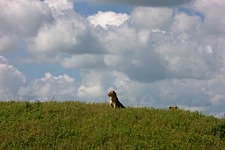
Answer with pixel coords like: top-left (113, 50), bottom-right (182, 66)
top-left (108, 90), bottom-right (117, 97)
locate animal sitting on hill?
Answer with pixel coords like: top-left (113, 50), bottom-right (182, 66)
top-left (169, 106), bottom-right (178, 110)
top-left (108, 90), bottom-right (125, 108)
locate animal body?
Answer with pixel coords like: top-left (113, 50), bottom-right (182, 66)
top-left (108, 90), bottom-right (125, 108)
top-left (169, 106), bottom-right (178, 110)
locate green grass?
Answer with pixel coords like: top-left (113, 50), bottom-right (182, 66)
top-left (0, 101), bottom-right (225, 149)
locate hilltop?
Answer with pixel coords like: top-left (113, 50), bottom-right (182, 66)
top-left (0, 101), bottom-right (225, 149)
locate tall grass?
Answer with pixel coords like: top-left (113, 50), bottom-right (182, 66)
top-left (0, 101), bottom-right (225, 149)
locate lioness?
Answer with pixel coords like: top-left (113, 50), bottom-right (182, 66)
top-left (108, 90), bottom-right (125, 108)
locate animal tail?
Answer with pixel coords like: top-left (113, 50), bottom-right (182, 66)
top-left (118, 102), bottom-right (125, 108)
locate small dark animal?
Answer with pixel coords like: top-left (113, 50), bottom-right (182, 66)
top-left (169, 106), bottom-right (178, 110)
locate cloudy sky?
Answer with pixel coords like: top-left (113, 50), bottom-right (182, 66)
top-left (1, 0), bottom-right (225, 117)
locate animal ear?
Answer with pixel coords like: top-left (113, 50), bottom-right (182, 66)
top-left (113, 91), bottom-right (117, 95)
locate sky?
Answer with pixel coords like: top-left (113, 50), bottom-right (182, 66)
top-left (1, 0), bottom-right (225, 117)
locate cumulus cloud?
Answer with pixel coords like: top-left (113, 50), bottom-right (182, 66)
top-left (0, 0), bottom-right (52, 52)
top-left (88, 11), bottom-right (129, 29)
top-left (74, 0), bottom-right (194, 7)
top-left (130, 7), bottom-right (173, 30)
top-left (27, 0), bottom-right (106, 62)
top-left (77, 70), bottom-right (131, 102)
top-left (171, 13), bottom-right (201, 32)
top-left (193, 0), bottom-right (225, 37)
top-left (0, 56), bottom-right (26, 100)
top-left (61, 54), bottom-right (105, 68)
top-left (19, 72), bottom-right (77, 101)
top-left (43, 0), bottom-right (74, 17)
top-left (77, 71), bottom-right (107, 100)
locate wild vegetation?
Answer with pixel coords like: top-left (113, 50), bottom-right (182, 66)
top-left (0, 101), bottom-right (225, 149)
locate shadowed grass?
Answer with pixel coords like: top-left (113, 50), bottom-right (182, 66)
top-left (0, 101), bottom-right (225, 149)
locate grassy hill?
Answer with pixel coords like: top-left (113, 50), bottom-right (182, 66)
top-left (0, 101), bottom-right (225, 149)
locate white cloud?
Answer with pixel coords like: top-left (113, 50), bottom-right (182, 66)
top-left (19, 72), bottom-right (77, 101)
top-left (155, 32), bottom-right (222, 79)
top-left (27, 0), bottom-right (106, 62)
top-left (0, 0), bottom-right (51, 36)
top-left (0, 0), bottom-right (52, 52)
top-left (61, 54), bottom-right (105, 68)
top-left (123, 79), bottom-right (210, 108)
top-left (88, 11), bottom-right (129, 29)
top-left (171, 13), bottom-right (201, 32)
top-left (103, 24), bottom-right (137, 53)
top-left (130, 7), bottom-right (173, 30)
top-left (43, 0), bottom-right (74, 17)
top-left (29, 18), bottom-right (86, 54)
top-left (0, 34), bottom-right (18, 52)
top-left (0, 56), bottom-right (26, 100)
top-left (77, 71), bottom-right (106, 100)
top-left (193, 0), bottom-right (225, 37)
top-left (137, 29), bottom-right (150, 44)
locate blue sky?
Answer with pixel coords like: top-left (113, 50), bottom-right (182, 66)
top-left (1, 0), bottom-right (225, 117)
top-left (74, 2), bottom-right (132, 16)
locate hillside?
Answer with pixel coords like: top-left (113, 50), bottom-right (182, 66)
top-left (0, 101), bottom-right (225, 149)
